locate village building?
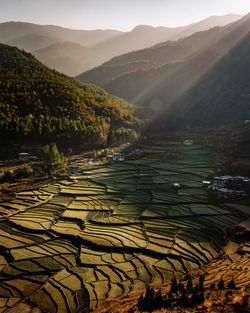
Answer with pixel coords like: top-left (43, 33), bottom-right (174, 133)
top-left (106, 153), bottom-right (125, 162)
top-left (202, 180), bottom-right (211, 186)
top-left (19, 152), bottom-right (29, 162)
top-left (213, 175), bottom-right (250, 186)
top-left (207, 175), bottom-right (250, 199)
top-left (217, 188), bottom-right (247, 199)
top-left (212, 175), bottom-right (233, 187)
top-left (183, 140), bottom-right (193, 145)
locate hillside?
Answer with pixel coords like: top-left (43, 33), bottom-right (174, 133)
top-left (34, 42), bottom-right (101, 76)
top-left (90, 14), bottom-right (241, 65)
top-left (93, 240), bottom-right (250, 313)
top-left (0, 21), bottom-right (121, 48)
top-left (0, 15), bottom-right (241, 76)
top-left (178, 32), bottom-right (250, 127)
top-left (0, 135), bottom-right (248, 312)
top-left (0, 43), bottom-right (137, 146)
top-left (79, 13), bottom-right (250, 120)
top-left (78, 26), bottom-right (225, 88)
top-left (6, 33), bottom-right (63, 52)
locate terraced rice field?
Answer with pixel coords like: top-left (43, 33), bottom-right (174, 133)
top-left (0, 140), bottom-right (246, 312)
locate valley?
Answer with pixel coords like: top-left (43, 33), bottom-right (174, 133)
top-left (0, 136), bottom-right (248, 312)
top-left (0, 3), bottom-right (250, 312)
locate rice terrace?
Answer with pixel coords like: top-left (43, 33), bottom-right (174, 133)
top-left (0, 137), bottom-right (247, 312)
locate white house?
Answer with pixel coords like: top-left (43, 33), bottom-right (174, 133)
top-left (184, 140), bottom-right (193, 145)
top-left (19, 152), bottom-right (29, 162)
top-left (202, 180), bottom-right (211, 186)
top-left (213, 175), bottom-right (250, 186)
top-left (106, 153), bottom-right (125, 162)
top-left (209, 175), bottom-right (249, 198)
top-left (217, 188), bottom-right (247, 199)
top-left (212, 176), bottom-right (234, 186)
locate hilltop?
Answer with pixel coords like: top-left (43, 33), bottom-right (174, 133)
top-left (33, 42), bottom-right (101, 76)
top-left (0, 43), bottom-right (137, 146)
top-left (0, 15), bottom-right (241, 76)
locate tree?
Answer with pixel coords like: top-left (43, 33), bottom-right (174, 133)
top-left (186, 275), bottom-right (194, 292)
top-left (137, 294), bottom-right (144, 311)
top-left (177, 290), bottom-right (189, 308)
top-left (144, 286), bottom-right (154, 312)
top-left (196, 291), bottom-right (205, 305)
top-left (199, 275), bottom-right (205, 291)
top-left (165, 293), bottom-right (174, 311)
top-left (15, 164), bottom-right (33, 178)
top-left (170, 276), bottom-right (178, 294)
top-left (154, 289), bottom-right (164, 310)
top-left (3, 168), bottom-right (15, 181)
top-left (217, 278), bottom-right (224, 290)
top-left (227, 278), bottom-right (236, 289)
top-left (190, 286), bottom-right (199, 308)
top-left (68, 148), bottom-right (73, 158)
top-left (40, 143), bottom-right (66, 178)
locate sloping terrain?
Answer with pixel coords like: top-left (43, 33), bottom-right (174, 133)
top-left (173, 32), bottom-right (250, 127)
top-left (0, 21), bottom-right (121, 48)
top-left (79, 14), bottom-right (250, 119)
top-left (5, 33), bottom-right (63, 52)
top-left (78, 26), bottom-right (225, 88)
top-left (90, 14), bottom-right (241, 66)
top-left (150, 28), bottom-right (250, 135)
top-left (92, 241), bottom-right (250, 313)
top-left (0, 138), bottom-right (246, 312)
top-left (0, 43), bottom-right (137, 145)
top-left (0, 15), bottom-right (241, 76)
top-left (34, 42), bottom-right (101, 76)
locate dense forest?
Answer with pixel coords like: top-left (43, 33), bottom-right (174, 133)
top-left (0, 43), bottom-right (138, 146)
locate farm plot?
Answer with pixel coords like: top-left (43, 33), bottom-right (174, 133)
top-left (0, 140), bottom-right (246, 312)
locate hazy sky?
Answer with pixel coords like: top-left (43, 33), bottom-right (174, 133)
top-left (0, 0), bottom-right (250, 30)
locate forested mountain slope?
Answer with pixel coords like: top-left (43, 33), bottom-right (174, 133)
top-left (34, 42), bottom-right (101, 76)
top-left (0, 44), bottom-right (137, 145)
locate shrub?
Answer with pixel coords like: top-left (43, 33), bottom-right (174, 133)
top-left (16, 164), bottom-right (33, 178)
top-left (227, 278), bottom-right (236, 289)
top-left (217, 278), bottom-right (224, 290)
top-left (3, 169), bottom-right (15, 181)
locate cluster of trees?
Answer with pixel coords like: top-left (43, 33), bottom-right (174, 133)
top-left (2, 164), bottom-right (33, 181)
top-left (40, 143), bottom-right (66, 178)
top-left (1, 143), bottom-right (67, 181)
top-left (111, 127), bottom-right (139, 145)
top-left (137, 275), bottom-right (206, 312)
top-left (0, 44), bottom-right (139, 146)
top-left (93, 147), bottom-right (115, 158)
top-left (136, 276), bottom-right (239, 312)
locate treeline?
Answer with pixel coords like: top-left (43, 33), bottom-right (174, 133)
top-left (136, 275), bottom-right (241, 312)
top-left (137, 275), bottom-right (206, 312)
top-left (0, 43), bottom-right (139, 146)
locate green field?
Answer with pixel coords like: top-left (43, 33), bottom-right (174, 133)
top-left (0, 139), bottom-right (244, 312)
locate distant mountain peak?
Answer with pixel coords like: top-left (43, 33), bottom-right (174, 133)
top-left (132, 25), bottom-right (156, 31)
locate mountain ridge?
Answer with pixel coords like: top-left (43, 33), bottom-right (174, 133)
top-left (78, 13), bottom-right (250, 120)
top-left (0, 14), bottom-right (242, 76)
